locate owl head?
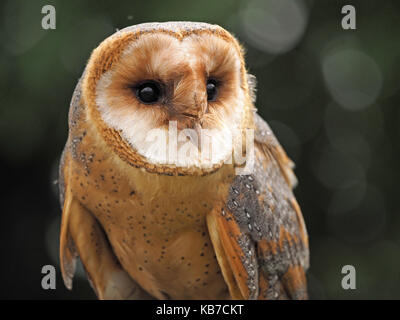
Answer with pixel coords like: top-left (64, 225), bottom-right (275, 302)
top-left (81, 22), bottom-right (255, 175)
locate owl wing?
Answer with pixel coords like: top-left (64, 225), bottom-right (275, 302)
top-left (206, 112), bottom-right (309, 300)
top-left (59, 81), bottom-right (152, 299)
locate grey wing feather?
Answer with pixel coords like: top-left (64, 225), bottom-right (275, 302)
top-left (253, 112), bottom-right (298, 188)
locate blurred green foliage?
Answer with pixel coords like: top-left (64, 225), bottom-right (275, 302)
top-left (0, 0), bottom-right (399, 299)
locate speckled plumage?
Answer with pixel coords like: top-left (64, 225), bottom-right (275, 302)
top-left (59, 21), bottom-right (309, 300)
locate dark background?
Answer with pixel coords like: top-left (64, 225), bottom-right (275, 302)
top-left (0, 0), bottom-right (399, 299)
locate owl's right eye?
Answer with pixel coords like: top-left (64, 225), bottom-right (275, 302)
top-left (136, 82), bottom-right (161, 104)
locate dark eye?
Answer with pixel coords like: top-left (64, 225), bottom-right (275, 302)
top-left (206, 79), bottom-right (218, 102)
top-left (136, 82), bottom-right (161, 104)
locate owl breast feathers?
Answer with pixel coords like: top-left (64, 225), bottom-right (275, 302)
top-left (59, 21), bottom-right (309, 300)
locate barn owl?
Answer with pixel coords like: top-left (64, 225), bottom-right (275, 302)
top-left (59, 21), bottom-right (309, 300)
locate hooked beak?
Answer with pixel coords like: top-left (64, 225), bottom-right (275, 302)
top-left (180, 102), bottom-right (208, 125)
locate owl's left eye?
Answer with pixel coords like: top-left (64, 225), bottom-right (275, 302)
top-left (206, 79), bottom-right (218, 102)
top-left (136, 82), bottom-right (161, 104)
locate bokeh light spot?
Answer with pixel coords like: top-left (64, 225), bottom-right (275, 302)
top-left (322, 47), bottom-right (383, 111)
top-left (240, 0), bottom-right (308, 54)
